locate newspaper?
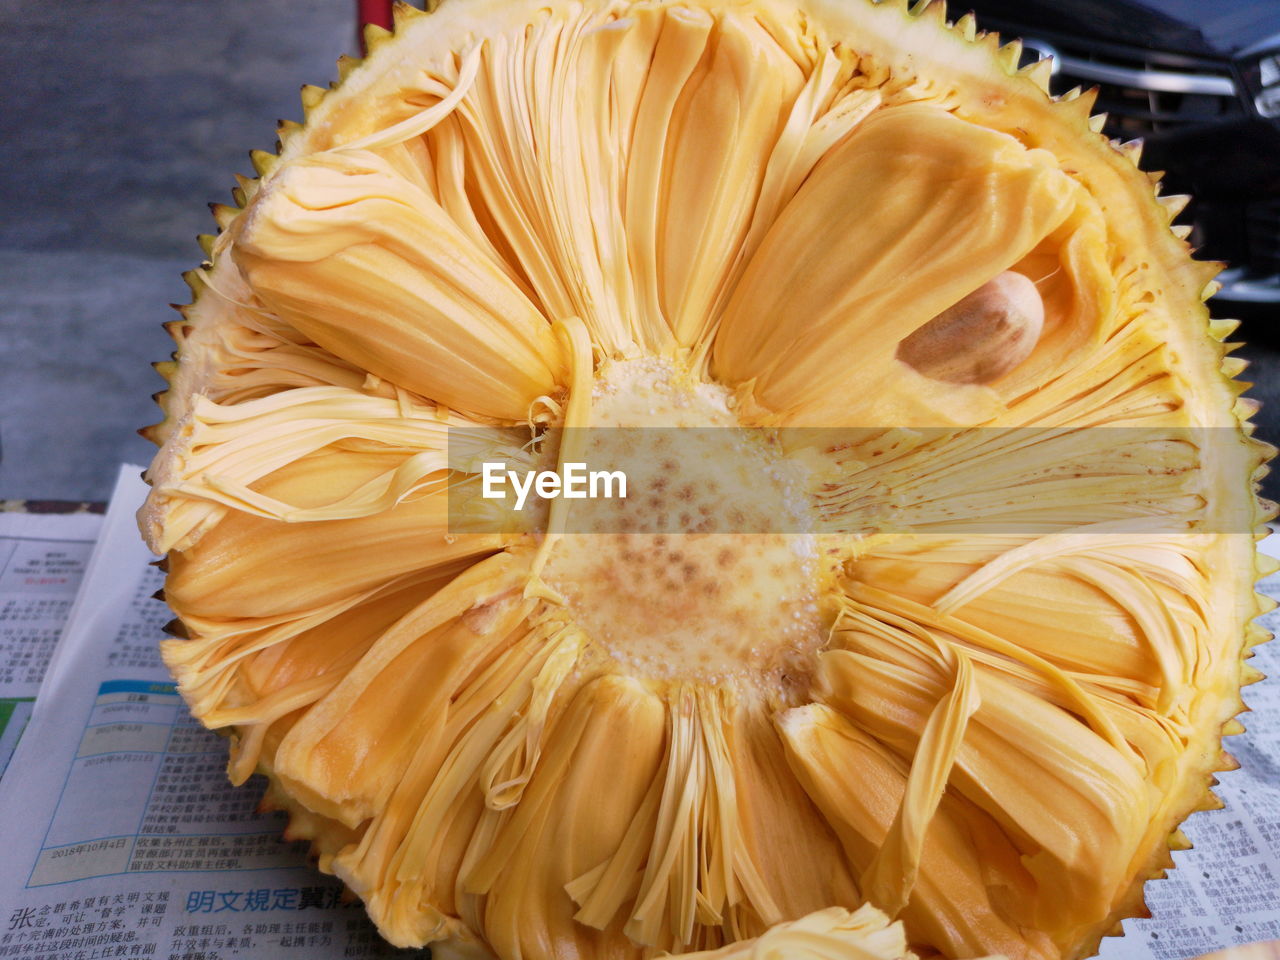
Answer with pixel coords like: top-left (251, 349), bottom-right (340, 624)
top-left (0, 468), bottom-right (414, 959)
top-left (0, 462), bottom-right (1277, 960)
top-left (0, 509), bottom-right (102, 778)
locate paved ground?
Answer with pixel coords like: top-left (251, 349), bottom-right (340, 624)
top-left (0, 0), bottom-right (349, 500)
top-left (2, 1), bottom-right (1278, 505)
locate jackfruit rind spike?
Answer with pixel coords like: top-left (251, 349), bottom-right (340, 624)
top-left (1192, 264), bottom-right (1223, 295)
top-left (1088, 112), bottom-right (1108, 133)
top-left (209, 203), bottom-right (237, 231)
top-left (300, 84), bottom-right (326, 116)
top-left (392, 0), bottom-right (426, 26)
top-left (336, 54), bottom-right (362, 82)
top-left (910, 0), bottom-right (945, 25)
top-left (1256, 499), bottom-right (1280, 526)
top-left (953, 11), bottom-right (977, 40)
top-left (1242, 664), bottom-right (1266, 686)
top-left (1057, 84), bottom-right (1099, 118)
top-left (1258, 553), bottom-right (1280, 580)
top-left (1222, 356), bottom-right (1249, 379)
top-left (197, 234), bottom-right (216, 257)
top-left (1230, 378), bottom-right (1255, 399)
top-left (995, 39), bottom-right (1022, 72)
top-left (1118, 138), bottom-right (1144, 166)
top-left (974, 29), bottom-right (1001, 56)
top-left (1194, 790), bottom-right (1226, 812)
top-left (1168, 829), bottom-right (1192, 851)
top-left (250, 148), bottom-right (279, 177)
top-left (180, 268), bottom-right (207, 298)
top-left (1222, 718), bottom-right (1247, 736)
top-left (1210, 317), bottom-right (1242, 340)
top-left (1159, 193), bottom-right (1192, 221)
top-left (363, 22), bottom-right (394, 52)
top-left (1019, 56), bottom-right (1053, 93)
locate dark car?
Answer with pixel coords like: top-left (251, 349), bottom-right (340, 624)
top-left (965, 0), bottom-right (1280, 307)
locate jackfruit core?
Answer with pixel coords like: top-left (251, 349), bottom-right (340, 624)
top-left (542, 357), bottom-right (829, 694)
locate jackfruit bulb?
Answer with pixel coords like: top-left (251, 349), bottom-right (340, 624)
top-left (139, 0), bottom-right (1274, 958)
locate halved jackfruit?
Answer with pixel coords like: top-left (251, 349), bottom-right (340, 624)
top-left (140, 1), bottom-right (1274, 958)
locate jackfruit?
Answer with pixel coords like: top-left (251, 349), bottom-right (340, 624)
top-left (139, 1), bottom-right (1273, 958)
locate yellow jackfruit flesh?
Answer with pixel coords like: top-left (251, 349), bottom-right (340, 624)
top-left (139, 1), bottom-right (1274, 958)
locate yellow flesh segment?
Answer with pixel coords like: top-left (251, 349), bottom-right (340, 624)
top-left (231, 149), bottom-right (564, 420)
top-left (678, 902), bottom-right (979, 960)
top-left (818, 647), bottom-right (1151, 943)
top-left (712, 104), bottom-right (1076, 425)
top-left (164, 451), bottom-right (507, 618)
top-left (776, 704), bottom-right (1053, 960)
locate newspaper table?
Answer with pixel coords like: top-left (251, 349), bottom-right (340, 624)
top-left (0, 468), bottom-right (414, 960)
top-left (0, 463), bottom-right (1278, 960)
top-left (0, 510), bottom-right (102, 777)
